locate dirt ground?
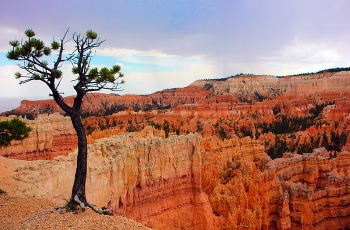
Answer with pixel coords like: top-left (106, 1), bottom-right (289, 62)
top-left (0, 193), bottom-right (153, 230)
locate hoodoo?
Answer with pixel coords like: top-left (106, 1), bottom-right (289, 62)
top-left (2, 69), bottom-right (350, 229)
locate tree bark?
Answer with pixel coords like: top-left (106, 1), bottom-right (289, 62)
top-left (69, 113), bottom-right (88, 208)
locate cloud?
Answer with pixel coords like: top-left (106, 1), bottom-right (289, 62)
top-left (121, 61), bottom-right (218, 95)
top-left (257, 37), bottom-right (350, 75)
top-left (0, 26), bottom-right (22, 52)
top-left (0, 65), bottom-right (51, 98)
top-left (92, 47), bottom-right (219, 95)
top-left (0, 63), bottom-right (78, 98)
top-left (1, 0), bottom-right (350, 99)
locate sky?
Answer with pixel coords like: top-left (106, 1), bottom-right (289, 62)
top-left (1, 0), bottom-right (350, 110)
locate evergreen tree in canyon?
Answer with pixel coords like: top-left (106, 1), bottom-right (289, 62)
top-left (0, 118), bottom-right (32, 147)
top-left (6, 29), bottom-right (124, 212)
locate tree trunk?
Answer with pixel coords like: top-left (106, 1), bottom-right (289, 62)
top-left (69, 113), bottom-right (88, 208)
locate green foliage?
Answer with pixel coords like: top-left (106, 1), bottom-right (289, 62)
top-left (111, 65), bottom-right (121, 73)
top-left (72, 66), bottom-right (79, 74)
top-left (6, 49), bottom-right (21, 60)
top-left (0, 118), bottom-right (32, 147)
top-left (218, 127), bottom-right (227, 140)
top-left (213, 119), bottom-right (228, 140)
top-left (309, 101), bottom-right (335, 117)
top-left (240, 126), bottom-right (252, 138)
top-left (266, 136), bottom-right (289, 159)
top-left (42, 60), bottom-right (49, 67)
top-left (7, 29), bottom-right (125, 93)
top-left (14, 72), bottom-right (22, 79)
top-left (258, 115), bottom-right (316, 135)
top-left (50, 41), bottom-right (60, 50)
top-left (150, 120), bottom-right (161, 130)
top-left (253, 91), bottom-right (266, 102)
top-left (24, 29), bottom-right (35, 38)
top-left (43, 47), bottom-right (51, 56)
top-left (85, 30), bottom-right (98, 39)
top-left (7, 30), bottom-right (57, 71)
top-left (53, 69), bottom-right (62, 79)
top-left (88, 67), bottom-right (98, 76)
top-left (9, 40), bottom-right (20, 47)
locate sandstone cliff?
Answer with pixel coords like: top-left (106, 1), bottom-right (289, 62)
top-left (2, 130), bottom-right (350, 229)
top-left (3, 70), bottom-right (350, 159)
top-left (0, 114), bottom-right (76, 160)
top-left (1, 131), bottom-right (220, 230)
top-left (202, 136), bottom-right (350, 229)
top-left (2, 69), bottom-right (350, 229)
top-left (1, 86), bottom-right (211, 117)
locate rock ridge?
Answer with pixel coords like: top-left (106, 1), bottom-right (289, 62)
top-left (2, 130), bottom-right (350, 229)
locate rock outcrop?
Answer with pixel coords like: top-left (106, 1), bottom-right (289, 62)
top-left (0, 114), bottom-right (76, 160)
top-left (1, 86), bottom-right (211, 117)
top-left (2, 131), bottom-right (220, 230)
top-left (202, 136), bottom-right (350, 229)
top-left (2, 130), bottom-right (350, 229)
top-left (2, 69), bottom-right (350, 229)
top-left (3, 70), bottom-right (350, 159)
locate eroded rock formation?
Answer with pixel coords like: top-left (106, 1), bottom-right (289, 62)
top-left (1, 86), bottom-right (211, 117)
top-left (0, 114), bottom-right (76, 160)
top-left (2, 69), bottom-right (350, 229)
top-left (2, 131), bottom-right (220, 230)
top-left (202, 136), bottom-right (350, 229)
top-left (2, 130), bottom-right (350, 229)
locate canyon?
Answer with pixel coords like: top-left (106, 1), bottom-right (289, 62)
top-left (2, 127), bottom-right (350, 229)
top-left (1, 69), bottom-right (350, 229)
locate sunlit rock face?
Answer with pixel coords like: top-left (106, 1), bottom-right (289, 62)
top-left (0, 114), bottom-right (76, 160)
top-left (3, 70), bottom-right (350, 158)
top-left (2, 70), bottom-right (350, 229)
top-left (5, 131), bottom-right (220, 230)
top-left (2, 86), bottom-right (211, 117)
top-left (202, 136), bottom-right (350, 230)
top-left (4, 71), bottom-right (350, 120)
top-left (3, 130), bottom-right (350, 230)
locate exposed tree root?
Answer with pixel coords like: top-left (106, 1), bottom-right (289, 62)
top-left (73, 195), bottom-right (86, 211)
top-left (73, 195), bottom-right (113, 214)
top-left (21, 196), bottom-right (113, 225)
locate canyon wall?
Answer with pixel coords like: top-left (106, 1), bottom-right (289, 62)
top-left (202, 136), bottom-right (350, 229)
top-left (1, 86), bottom-right (211, 117)
top-left (1, 70), bottom-right (350, 229)
top-left (2, 130), bottom-right (350, 229)
top-left (0, 114), bottom-right (76, 160)
top-left (2, 131), bottom-right (220, 230)
top-left (3, 70), bottom-right (350, 158)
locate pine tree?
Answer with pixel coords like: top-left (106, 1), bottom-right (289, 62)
top-left (7, 28), bottom-right (124, 212)
top-left (0, 118), bottom-right (32, 147)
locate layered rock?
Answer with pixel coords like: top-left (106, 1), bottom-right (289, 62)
top-left (0, 114), bottom-right (76, 160)
top-left (2, 129), bottom-right (350, 229)
top-left (202, 136), bottom-right (350, 230)
top-left (2, 131), bottom-right (220, 230)
top-left (1, 86), bottom-right (211, 117)
top-left (2, 69), bottom-right (350, 229)
top-left (3, 70), bottom-right (350, 158)
top-left (191, 71), bottom-right (350, 99)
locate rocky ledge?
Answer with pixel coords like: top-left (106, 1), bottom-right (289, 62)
top-left (1, 129), bottom-right (350, 229)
